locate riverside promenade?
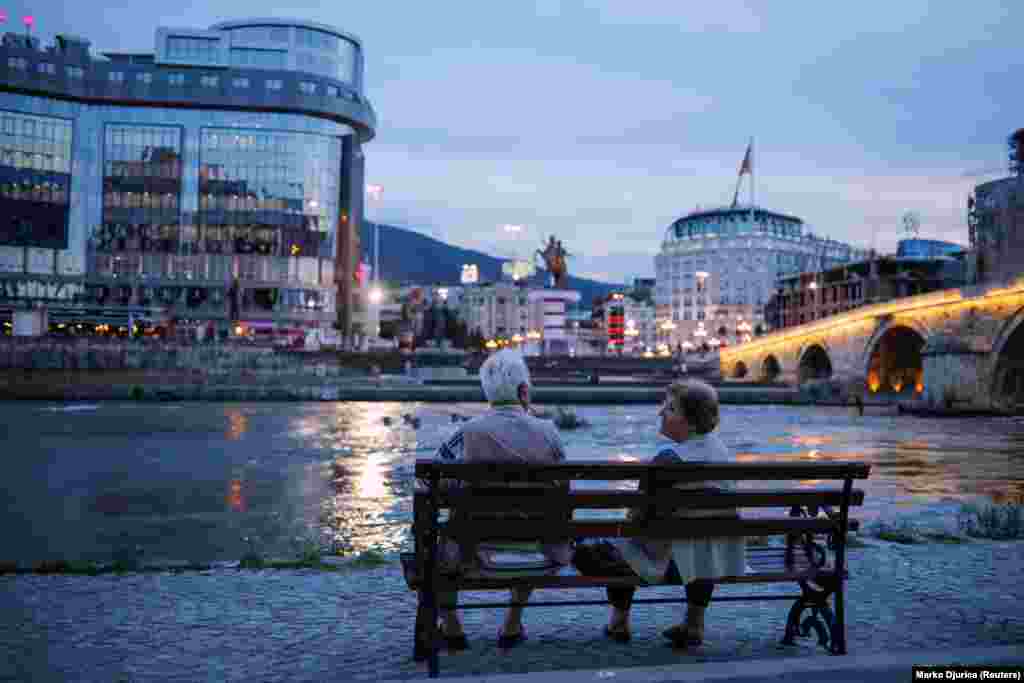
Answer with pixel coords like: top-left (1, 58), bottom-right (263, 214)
top-left (2, 540), bottom-right (1022, 682)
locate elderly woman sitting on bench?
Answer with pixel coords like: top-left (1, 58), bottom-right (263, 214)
top-left (573, 379), bottom-right (746, 648)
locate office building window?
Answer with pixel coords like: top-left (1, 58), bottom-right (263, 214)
top-left (98, 124), bottom-right (183, 273)
top-left (0, 112), bottom-right (73, 249)
top-left (136, 72), bottom-right (153, 84)
top-left (166, 36), bottom-right (219, 63)
top-left (7, 57), bottom-right (27, 70)
top-left (200, 75), bottom-right (219, 87)
top-left (265, 79), bottom-right (283, 91)
top-left (108, 71), bottom-right (124, 83)
top-left (325, 85), bottom-right (339, 97)
top-left (230, 48), bottom-right (285, 69)
top-left (36, 62), bottom-right (55, 75)
top-left (298, 81), bottom-right (317, 95)
top-left (167, 73), bottom-right (185, 86)
top-left (231, 77), bottom-right (250, 89)
top-left (198, 127), bottom-right (341, 262)
top-left (65, 66), bottom-right (84, 79)
top-left (230, 26), bottom-right (290, 43)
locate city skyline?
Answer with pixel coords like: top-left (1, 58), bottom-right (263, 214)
top-left (10, 0), bottom-right (1020, 283)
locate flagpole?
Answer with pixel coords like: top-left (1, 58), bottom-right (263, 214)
top-left (749, 136), bottom-right (755, 209)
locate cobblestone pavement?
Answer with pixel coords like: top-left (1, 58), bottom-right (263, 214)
top-left (1, 541), bottom-right (1022, 682)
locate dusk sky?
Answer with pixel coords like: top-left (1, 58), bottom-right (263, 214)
top-left (10, 1), bottom-right (1021, 283)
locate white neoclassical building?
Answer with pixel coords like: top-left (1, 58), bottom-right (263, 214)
top-left (654, 205), bottom-right (869, 349)
top-left (458, 282), bottom-right (580, 355)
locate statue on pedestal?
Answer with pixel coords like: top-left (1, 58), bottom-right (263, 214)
top-left (536, 236), bottom-right (570, 289)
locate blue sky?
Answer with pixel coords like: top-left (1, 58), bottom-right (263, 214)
top-left (9, 1), bottom-right (1021, 283)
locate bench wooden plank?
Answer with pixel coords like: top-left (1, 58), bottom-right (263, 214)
top-left (399, 551), bottom-right (838, 592)
top-left (416, 459), bottom-right (871, 482)
top-left (432, 488), bottom-right (866, 510)
top-left (439, 516), bottom-right (839, 540)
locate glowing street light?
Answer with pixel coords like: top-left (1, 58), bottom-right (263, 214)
top-left (368, 286), bottom-right (383, 305)
top-left (502, 224), bottom-right (523, 233)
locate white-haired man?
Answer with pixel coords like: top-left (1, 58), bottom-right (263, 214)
top-left (419, 349), bottom-right (570, 658)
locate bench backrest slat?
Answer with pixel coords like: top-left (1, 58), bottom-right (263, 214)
top-left (434, 488), bottom-right (865, 511)
top-left (416, 459), bottom-right (870, 482)
top-left (440, 516), bottom-right (838, 540)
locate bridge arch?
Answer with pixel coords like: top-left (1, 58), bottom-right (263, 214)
top-left (991, 306), bottom-right (1024, 410)
top-left (797, 344), bottom-right (833, 384)
top-left (761, 354), bottom-right (782, 383)
top-left (864, 323), bottom-right (927, 395)
top-left (732, 360), bottom-right (749, 379)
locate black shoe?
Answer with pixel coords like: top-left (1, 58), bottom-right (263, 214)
top-left (444, 633), bottom-right (469, 651)
top-left (497, 628), bottom-right (527, 649)
top-left (603, 625), bottom-right (632, 644)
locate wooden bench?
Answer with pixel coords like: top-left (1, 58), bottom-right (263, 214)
top-left (401, 459), bottom-right (870, 678)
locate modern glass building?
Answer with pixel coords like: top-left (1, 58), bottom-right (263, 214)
top-left (0, 18), bottom-right (375, 339)
top-left (654, 205), bottom-right (870, 347)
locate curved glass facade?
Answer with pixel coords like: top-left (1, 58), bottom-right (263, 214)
top-left (0, 91), bottom-right (356, 332)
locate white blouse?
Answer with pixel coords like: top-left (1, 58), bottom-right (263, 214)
top-left (613, 431), bottom-right (747, 584)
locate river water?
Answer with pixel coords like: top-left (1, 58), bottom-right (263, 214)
top-left (1, 401), bottom-right (1021, 564)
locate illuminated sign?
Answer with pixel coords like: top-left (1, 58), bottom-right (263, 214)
top-left (461, 263), bottom-right (479, 284)
top-left (502, 259), bottom-right (535, 281)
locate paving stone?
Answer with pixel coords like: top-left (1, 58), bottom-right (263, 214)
top-left (1, 542), bottom-right (1022, 681)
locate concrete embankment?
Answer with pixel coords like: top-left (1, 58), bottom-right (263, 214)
top-left (0, 372), bottom-right (866, 406)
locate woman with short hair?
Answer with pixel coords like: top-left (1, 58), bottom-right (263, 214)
top-left (573, 379), bottom-right (746, 647)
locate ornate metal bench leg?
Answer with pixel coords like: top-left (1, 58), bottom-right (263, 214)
top-left (781, 578), bottom-right (839, 652)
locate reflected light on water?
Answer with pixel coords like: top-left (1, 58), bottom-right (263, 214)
top-left (227, 479), bottom-right (245, 512)
top-left (226, 410), bottom-right (248, 441)
top-left (357, 454), bottom-right (388, 499)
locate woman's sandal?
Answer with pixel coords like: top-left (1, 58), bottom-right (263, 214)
top-left (414, 631), bottom-right (469, 661)
top-left (603, 625), bottom-right (632, 644)
top-left (662, 624), bottom-right (703, 648)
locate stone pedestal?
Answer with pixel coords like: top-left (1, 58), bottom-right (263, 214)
top-left (527, 289), bottom-right (581, 356)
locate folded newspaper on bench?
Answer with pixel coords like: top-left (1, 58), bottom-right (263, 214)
top-left (473, 542), bottom-right (561, 576)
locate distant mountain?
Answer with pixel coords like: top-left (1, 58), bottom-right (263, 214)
top-left (358, 222), bottom-right (623, 308)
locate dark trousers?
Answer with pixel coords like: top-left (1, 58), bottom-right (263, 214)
top-left (573, 541), bottom-right (714, 611)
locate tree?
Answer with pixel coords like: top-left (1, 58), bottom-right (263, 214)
top-left (468, 328), bottom-right (485, 352)
top-left (444, 308), bottom-right (459, 342)
top-left (453, 319), bottom-right (469, 348)
top-left (1011, 128), bottom-right (1024, 177)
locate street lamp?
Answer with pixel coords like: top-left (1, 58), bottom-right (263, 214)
top-left (737, 319), bottom-right (753, 344)
top-left (366, 183), bottom-right (383, 282)
top-left (368, 286), bottom-right (383, 305)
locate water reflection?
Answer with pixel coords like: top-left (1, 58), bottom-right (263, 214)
top-left (226, 409), bottom-right (248, 440)
top-left (227, 479), bottom-right (245, 512)
top-left (2, 402), bottom-right (1022, 564)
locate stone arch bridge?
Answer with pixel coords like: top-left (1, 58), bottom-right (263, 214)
top-left (719, 280), bottom-right (1024, 413)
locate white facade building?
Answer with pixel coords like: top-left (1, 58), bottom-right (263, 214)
top-left (655, 205), bottom-right (869, 349)
top-left (458, 282), bottom-right (580, 355)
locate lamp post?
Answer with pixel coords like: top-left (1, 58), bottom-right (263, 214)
top-left (365, 184), bottom-right (383, 345)
top-left (366, 184), bottom-right (383, 283)
top-left (693, 322), bottom-right (708, 353)
top-left (659, 319), bottom-right (676, 354)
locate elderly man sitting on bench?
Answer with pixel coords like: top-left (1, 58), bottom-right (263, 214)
top-left (416, 349), bottom-right (571, 660)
